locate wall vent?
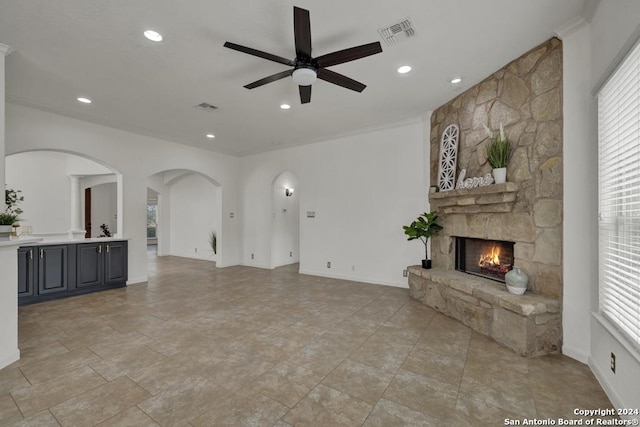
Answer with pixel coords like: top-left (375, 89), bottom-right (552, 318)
top-left (194, 102), bottom-right (218, 111)
top-left (378, 18), bottom-right (416, 46)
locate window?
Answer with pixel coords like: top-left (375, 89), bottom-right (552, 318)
top-left (598, 37), bottom-right (640, 349)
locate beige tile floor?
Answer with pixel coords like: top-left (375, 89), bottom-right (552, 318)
top-left (0, 249), bottom-right (614, 426)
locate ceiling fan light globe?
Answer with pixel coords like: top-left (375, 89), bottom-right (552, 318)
top-left (292, 68), bottom-right (317, 86)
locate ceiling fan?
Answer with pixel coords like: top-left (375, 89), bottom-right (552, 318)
top-left (224, 6), bottom-right (383, 104)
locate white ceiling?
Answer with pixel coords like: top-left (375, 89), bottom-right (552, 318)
top-left (0, 0), bottom-right (587, 156)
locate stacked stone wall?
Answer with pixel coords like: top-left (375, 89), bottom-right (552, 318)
top-left (429, 37), bottom-right (563, 298)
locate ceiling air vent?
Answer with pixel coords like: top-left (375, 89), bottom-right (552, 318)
top-left (195, 102), bottom-right (218, 111)
top-left (378, 18), bottom-right (416, 47)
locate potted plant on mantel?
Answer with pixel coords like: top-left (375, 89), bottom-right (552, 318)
top-left (403, 211), bottom-right (443, 269)
top-left (0, 188), bottom-right (24, 240)
top-left (484, 123), bottom-right (512, 184)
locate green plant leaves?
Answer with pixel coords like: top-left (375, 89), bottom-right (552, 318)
top-left (402, 211), bottom-right (443, 258)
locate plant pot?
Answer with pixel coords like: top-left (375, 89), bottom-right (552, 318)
top-left (505, 266), bottom-right (529, 295)
top-left (492, 167), bottom-right (507, 184)
top-left (421, 259), bottom-right (432, 269)
top-left (0, 224), bottom-right (12, 241)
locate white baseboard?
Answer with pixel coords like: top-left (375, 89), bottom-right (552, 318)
top-left (589, 356), bottom-right (626, 415)
top-left (127, 276), bottom-right (147, 285)
top-left (562, 344), bottom-right (589, 364)
top-left (0, 349), bottom-right (20, 370)
top-left (298, 269), bottom-right (408, 289)
top-left (241, 262), bottom-right (272, 269)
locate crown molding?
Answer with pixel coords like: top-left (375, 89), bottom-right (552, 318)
top-left (554, 16), bottom-right (588, 40)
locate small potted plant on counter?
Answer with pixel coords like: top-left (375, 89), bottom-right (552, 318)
top-left (403, 211), bottom-right (443, 269)
top-left (1, 188), bottom-right (24, 240)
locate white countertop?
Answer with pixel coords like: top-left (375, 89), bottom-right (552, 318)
top-left (0, 238), bottom-right (41, 248)
top-left (4, 237), bottom-right (129, 248)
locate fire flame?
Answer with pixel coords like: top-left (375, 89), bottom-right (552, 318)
top-left (479, 246), bottom-right (501, 267)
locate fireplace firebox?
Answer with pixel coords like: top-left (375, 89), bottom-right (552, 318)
top-left (455, 237), bottom-right (515, 282)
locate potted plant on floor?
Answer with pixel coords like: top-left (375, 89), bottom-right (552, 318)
top-left (403, 211), bottom-right (443, 269)
top-left (1, 188), bottom-right (24, 240)
top-left (208, 231), bottom-right (217, 255)
top-left (484, 123), bottom-right (511, 184)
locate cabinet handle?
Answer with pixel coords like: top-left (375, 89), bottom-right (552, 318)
top-left (39, 249), bottom-right (44, 259)
top-left (29, 249), bottom-right (33, 260)
top-left (97, 245), bottom-right (102, 254)
top-left (106, 244), bottom-right (110, 253)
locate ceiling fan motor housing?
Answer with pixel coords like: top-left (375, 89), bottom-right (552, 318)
top-left (292, 67), bottom-right (317, 86)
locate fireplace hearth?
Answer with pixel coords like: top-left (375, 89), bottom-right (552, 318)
top-left (455, 237), bottom-right (514, 282)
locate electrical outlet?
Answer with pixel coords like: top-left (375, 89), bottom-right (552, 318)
top-left (195, 248), bottom-right (198, 253)
top-left (403, 269), bottom-right (408, 277)
top-left (327, 261), bottom-right (331, 268)
top-left (611, 352), bottom-right (616, 373)
top-left (352, 265), bottom-right (355, 271)
top-left (290, 251), bottom-right (293, 257)
top-left (251, 253), bottom-right (254, 260)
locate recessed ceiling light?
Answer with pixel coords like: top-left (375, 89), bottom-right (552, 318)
top-left (450, 77), bottom-right (462, 84)
top-left (77, 97), bottom-right (92, 104)
top-left (144, 30), bottom-right (163, 42)
top-left (397, 65), bottom-right (412, 74)
top-left (280, 104), bottom-right (291, 110)
top-left (206, 134), bottom-right (215, 139)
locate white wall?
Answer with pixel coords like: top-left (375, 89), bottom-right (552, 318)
top-left (562, 0), bottom-right (640, 413)
top-left (147, 174), bottom-right (169, 256)
top-left (240, 120), bottom-right (426, 287)
top-left (0, 245), bottom-right (20, 369)
top-left (91, 182), bottom-right (117, 237)
top-left (168, 173), bottom-right (219, 261)
top-left (0, 45), bottom-right (9, 208)
top-left (6, 152), bottom-right (118, 236)
top-left (81, 174), bottom-right (118, 237)
top-left (271, 171), bottom-right (299, 268)
top-left (6, 151), bottom-right (71, 232)
top-left (6, 103), bottom-right (242, 282)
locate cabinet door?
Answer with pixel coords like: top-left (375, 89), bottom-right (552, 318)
top-left (38, 245), bottom-right (68, 294)
top-left (77, 243), bottom-right (103, 288)
top-left (17, 247), bottom-right (35, 297)
top-left (104, 241), bottom-right (127, 285)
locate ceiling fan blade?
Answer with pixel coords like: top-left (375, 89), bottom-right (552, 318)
top-left (299, 85), bottom-right (311, 104)
top-left (293, 7), bottom-right (312, 61)
top-left (317, 68), bottom-right (366, 92)
top-left (315, 42), bottom-right (382, 68)
top-left (224, 42), bottom-right (294, 66)
top-left (244, 70), bottom-right (293, 89)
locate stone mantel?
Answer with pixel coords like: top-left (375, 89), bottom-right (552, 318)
top-left (429, 182), bottom-right (519, 214)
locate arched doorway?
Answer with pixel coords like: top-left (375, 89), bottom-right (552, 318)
top-left (147, 169), bottom-right (222, 264)
top-left (271, 171), bottom-right (300, 269)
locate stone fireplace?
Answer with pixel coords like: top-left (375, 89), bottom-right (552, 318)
top-left (455, 237), bottom-right (514, 282)
top-left (408, 37), bottom-right (563, 357)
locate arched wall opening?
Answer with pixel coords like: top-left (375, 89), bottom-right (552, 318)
top-left (147, 169), bottom-right (221, 263)
top-left (5, 150), bottom-right (123, 240)
top-left (271, 171), bottom-right (300, 269)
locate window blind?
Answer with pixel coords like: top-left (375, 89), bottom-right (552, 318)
top-left (598, 37), bottom-right (640, 349)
